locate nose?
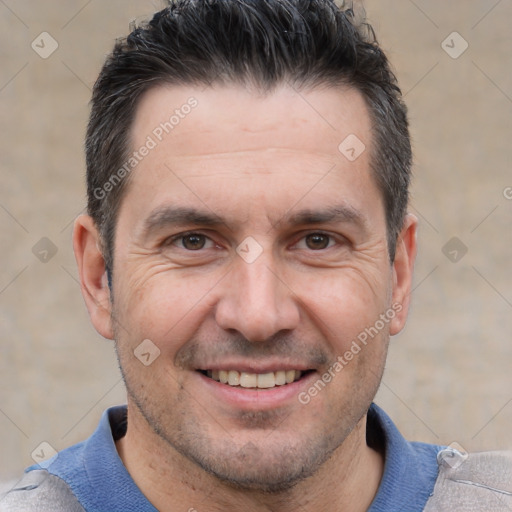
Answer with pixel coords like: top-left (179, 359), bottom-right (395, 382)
top-left (215, 254), bottom-right (301, 342)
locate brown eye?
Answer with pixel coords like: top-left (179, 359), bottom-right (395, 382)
top-left (305, 233), bottom-right (331, 250)
top-left (181, 234), bottom-right (207, 250)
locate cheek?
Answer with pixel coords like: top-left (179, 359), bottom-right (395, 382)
top-left (296, 268), bottom-right (391, 339)
top-left (113, 268), bottom-right (221, 354)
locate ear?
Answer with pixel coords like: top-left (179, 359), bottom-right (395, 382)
top-left (73, 215), bottom-right (114, 339)
top-left (389, 213), bottom-right (418, 335)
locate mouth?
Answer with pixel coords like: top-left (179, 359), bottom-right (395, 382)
top-left (197, 369), bottom-right (314, 390)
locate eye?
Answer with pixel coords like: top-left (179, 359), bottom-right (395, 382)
top-left (305, 233), bottom-right (331, 250)
top-left (172, 233), bottom-right (214, 251)
top-left (296, 232), bottom-right (336, 250)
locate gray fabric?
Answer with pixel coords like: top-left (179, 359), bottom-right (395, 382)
top-left (0, 470), bottom-right (85, 512)
top-left (2, 450), bottom-right (511, 511)
top-left (424, 448), bottom-right (512, 511)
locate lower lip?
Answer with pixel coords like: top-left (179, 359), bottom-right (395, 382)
top-left (196, 371), bottom-right (317, 410)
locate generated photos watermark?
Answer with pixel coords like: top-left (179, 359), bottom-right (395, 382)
top-left (298, 303), bottom-right (402, 405)
top-left (93, 97), bottom-right (198, 201)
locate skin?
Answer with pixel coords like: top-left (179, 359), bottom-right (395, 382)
top-left (74, 84), bottom-right (417, 511)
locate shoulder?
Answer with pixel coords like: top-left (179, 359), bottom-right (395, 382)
top-left (424, 448), bottom-right (512, 511)
top-left (0, 470), bottom-right (85, 512)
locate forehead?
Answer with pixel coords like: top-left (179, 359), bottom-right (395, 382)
top-left (131, 83), bottom-right (372, 160)
top-left (118, 83), bottom-right (382, 231)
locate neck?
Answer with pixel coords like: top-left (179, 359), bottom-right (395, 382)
top-left (116, 405), bottom-right (384, 512)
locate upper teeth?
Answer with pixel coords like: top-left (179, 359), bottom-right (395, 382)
top-left (206, 370), bottom-right (302, 389)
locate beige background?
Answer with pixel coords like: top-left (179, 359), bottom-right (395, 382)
top-left (0, 0), bottom-right (511, 481)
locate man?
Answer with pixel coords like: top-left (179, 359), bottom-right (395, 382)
top-left (2, 0), bottom-right (511, 510)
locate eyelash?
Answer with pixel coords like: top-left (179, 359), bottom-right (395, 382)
top-left (164, 231), bottom-right (343, 251)
top-left (294, 232), bottom-right (337, 250)
top-left (165, 231), bottom-right (216, 250)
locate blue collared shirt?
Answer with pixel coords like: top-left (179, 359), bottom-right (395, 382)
top-left (30, 403), bottom-right (443, 511)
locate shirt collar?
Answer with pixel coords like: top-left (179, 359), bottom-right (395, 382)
top-left (41, 403), bottom-right (442, 511)
top-left (367, 403), bottom-right (442, 511)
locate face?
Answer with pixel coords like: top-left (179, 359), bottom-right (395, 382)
top-left (78, 84), bottom-right (415, 492)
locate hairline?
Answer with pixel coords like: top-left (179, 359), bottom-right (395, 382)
top-left (102, 79), bottom-right (398, 278)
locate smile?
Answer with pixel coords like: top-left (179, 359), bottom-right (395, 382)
top-left (199, 369), bottom-right (307, 389)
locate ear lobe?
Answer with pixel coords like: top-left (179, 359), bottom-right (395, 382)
top-left (73, 215), bottom-right (114, 340)
top-left (389, 213), bottom-right (418, 336)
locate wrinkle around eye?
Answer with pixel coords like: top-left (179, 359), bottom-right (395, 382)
top-left (287, 234), bottom-right (386, 271)
top-left (125, 242), bottom-right (226, 275)
top-left (158, 237), bottom-right (231, 270)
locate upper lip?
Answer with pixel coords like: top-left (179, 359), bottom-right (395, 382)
top-left (196, 361), bottom-right (315, 374)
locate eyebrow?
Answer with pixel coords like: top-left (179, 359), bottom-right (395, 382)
top-left (141, 203), bottom-right (368, 239)
top-left (283, 204), bottom-right (368, 231)
top-left (142, 206), bottom-right (226, 238)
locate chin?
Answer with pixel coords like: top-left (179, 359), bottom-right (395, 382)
top-left (168, 427), bottom-right (339, 494)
